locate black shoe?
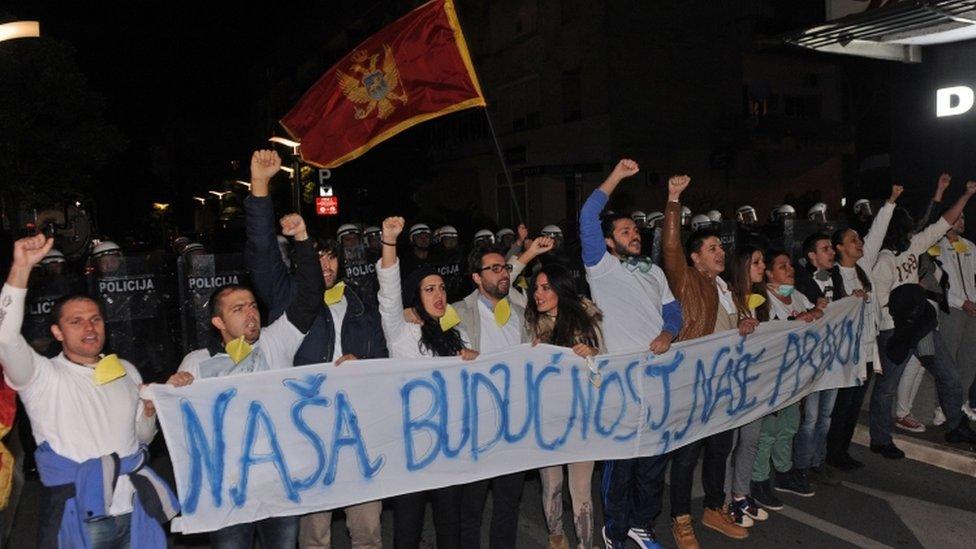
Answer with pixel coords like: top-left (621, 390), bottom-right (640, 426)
top-left (870, 442), bottom-right (905, 459)
top-left (946, 421), bottom-right (976, 444)
top-left (826, 453), bottom-right (864, 471)
top-left (812, 464), bottom-right (842, 486)
top-left (750, 480), bottom-right (783, 511)
top-left (774, 468), bottom-right (815, 497)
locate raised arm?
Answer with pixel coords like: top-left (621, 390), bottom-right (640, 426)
top-left (911, 180), bottom-right (976, 254)
top-left (916, 173), bottom-right (951, 231)
top-left (663, 175), bottom-right (692, 297)
top-left (0, 235), bottom-right (54, 388)
top-left (860, 185), bottom-right (902, 269)
top-left (580, 159), bottom-right (640, 266)
top-left (244, 149), bottom-right (293, 321)
top-left (377, 217), bottom-right (409, 340)
top-left (280, 214), bottom-right (324, 334)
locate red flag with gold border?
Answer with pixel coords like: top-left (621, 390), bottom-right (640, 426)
top-left (280, 0), bottom-right (485, 168)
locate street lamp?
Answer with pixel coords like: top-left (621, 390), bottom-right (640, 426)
top-left (268, 136), bottom-right (302, 212)
top-left (0, 21), bottom-right (40, 43)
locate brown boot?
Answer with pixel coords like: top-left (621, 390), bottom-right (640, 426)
top-left (547, 533), bottom-right (569, 549)
top-left (701, 506), bottom-right (749, 540)
top-left (671, 514), bottom-right (700, 549)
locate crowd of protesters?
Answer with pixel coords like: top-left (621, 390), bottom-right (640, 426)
top-left (1, 148), bottom-right (975, 549)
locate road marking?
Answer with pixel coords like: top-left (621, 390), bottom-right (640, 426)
top-left (778, 505), bottom-right (895, 549)
top-left (846, 482), bottom-right (976, 549)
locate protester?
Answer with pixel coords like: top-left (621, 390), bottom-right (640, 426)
top-left (869, 175), bottom-right (976, 459)
top-left (751, 250), bottom-right (824, 508)
top-left (376, 216), bottom-right (476, 549)
top-left (791, 232), bottom-right (842, 487)
top-left (580, 159), bottom-right (682, 549)
top-left (524, 263), bottom-right (603, 549)
top-left (0, 234), bottom-right (178, 548)
top-left (174, 206), bottom-right (324, 547)
top-left (243, 149), bottom-right (388, 549)
top-left (663, 175), bottom-right (749, 546)
top-left (725, 245), bottom-right (770, 527)
top-left (934, 213), bottom-right (976, 421)
top-left (455, 243), bottom-right (532, 549)
top-left (824, 184), bottom-right (900, 471)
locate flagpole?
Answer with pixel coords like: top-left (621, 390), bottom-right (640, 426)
top-left (483, 111), bottom-right (525, 226)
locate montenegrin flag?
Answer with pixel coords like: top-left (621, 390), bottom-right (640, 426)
top-left (280, 0), bottom-right (486, 168)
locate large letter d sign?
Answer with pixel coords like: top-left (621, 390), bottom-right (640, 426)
top-left (937, 86), bottom-right (974, 118)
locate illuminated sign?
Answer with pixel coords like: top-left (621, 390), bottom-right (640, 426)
top-left (937, 86), bottom-right (974, 118)
top-left (316, 196), bottom-right (339, 216)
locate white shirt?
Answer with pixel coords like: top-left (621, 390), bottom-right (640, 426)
top-left (873, 217), bottom-right (951, 330)
top-left (766, 289), bottom-right (815, 321)
top-left (938, 237), bottom-right (976, 309)
top-left (585, 253), bottom-right (676, 353)
top-left (715, 276), bottom-right (737, 316)
top-left (0, 284), bottom-right (156, 516)
top-left (376, 259), bottom-right (469, 358)
top-left (177, 314), bottom-right (304, 379)
top-left (329, 295), bottom-right (348, 360)
top-left (477, 296), bottom-right (523, 354)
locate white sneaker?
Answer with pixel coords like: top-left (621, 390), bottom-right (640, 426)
top-left (963, 402), bottom-right (976, 421)
top-left (933, 406), bottom-right (946, 426)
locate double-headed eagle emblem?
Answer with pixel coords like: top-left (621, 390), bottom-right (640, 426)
top-left (337, 45), bottom-right (408, 120)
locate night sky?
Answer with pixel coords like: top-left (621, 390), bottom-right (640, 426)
top-left (2, 1), bottom-right (421, 240)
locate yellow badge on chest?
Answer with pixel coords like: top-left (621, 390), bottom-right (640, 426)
top-left (494, 298), bottom-right (511, 326)
top-left (928, 245), bottom-right (942, 257)
top-left (93, 354), bottom-right (127, 385)
top-left (324, 281), bottom-right (346, 306)
top-left (225, 335), bottom-right (253, 365)
top-left (439, 304), bottom-right (461, 332)
top-left (747, 293), bottom-right (766, 311)
top-left (953, 241), bottom-right (970, 254)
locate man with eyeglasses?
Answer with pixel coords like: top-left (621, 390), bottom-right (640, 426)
top-left (453, 245), bottom-right (529, 549)
top-left (580, 159), bottom-right (682, 549)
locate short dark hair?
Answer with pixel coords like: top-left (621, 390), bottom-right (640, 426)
top-left (802, 233), bottom-right (831, 258)
top-left (208, 284), bottom-right (254, 317)
top-left (764, 248), bottom-right (791, 271)
top-left (50, 295), bottom-right (104, 326)
top-left (467, 244), bottom-right (508, 275)
top-left (685, 228), bottom-right (721, 264)
top-left (600, 211), bottom-right (633, 239)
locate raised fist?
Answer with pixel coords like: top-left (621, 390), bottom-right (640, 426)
top-left (13, 234), bottom-right (55, 270)
top-left (967, 180), bottom-right (976, 195)
top-left (889, 184), bottom-right (904, 202)
top-left (279, 214), bottom-right (308, 241)
top-left (938, 172), bottom-right (952, 191)
top-left (668, 174), bottom-right (691, 196)
top-left (612, 159), bottom-right (640, 180)
top-left (251, 150), bottom-right (282, 182)
top-left (382, 216), bottom-right (405, 240)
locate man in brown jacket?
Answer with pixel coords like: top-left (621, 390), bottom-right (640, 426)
top-left (662, 175), bottom-right (749, 548)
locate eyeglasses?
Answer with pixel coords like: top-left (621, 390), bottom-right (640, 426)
top-left (479, 263), bottom-right (513, 274)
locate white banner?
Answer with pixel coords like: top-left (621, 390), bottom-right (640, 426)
top-left (151, 297), bottom-right (865, 533)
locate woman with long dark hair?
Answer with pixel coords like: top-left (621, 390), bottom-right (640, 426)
top-left (377, 216), bottom-right (477, 549)
top-left (524, 264), bottom-right (603, 549)
top-left (723, 246), bottom-right (772, 525)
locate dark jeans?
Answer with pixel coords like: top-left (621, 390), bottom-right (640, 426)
top-left (210, 515), bottom-right (299, 549)
top-left (669, 430), bottom-right (735, 516)
top-left (393, 486), bottom-right (462, 549)
top-left (870, 329), bottom-right (964, 445)
top-left (601, 454), bottom-right (669, 543)
top-left (459, 471), bottom-right (525, 549)
top-left (86, 513), bottom-right (131, 549)
top-left (826, 367), bottom-right (873, 460)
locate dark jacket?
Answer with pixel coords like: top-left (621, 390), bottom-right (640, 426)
top-left (794, 262), bottom-right (828, 304)
top-left (244, 195), bottom-right (388, 365)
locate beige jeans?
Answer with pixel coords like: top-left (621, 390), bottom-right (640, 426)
top-left (298, 500), bottom-right (382, 549)
top-left (540, 461), bottom-right (595, 548)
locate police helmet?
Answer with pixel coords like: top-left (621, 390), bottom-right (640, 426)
top-left (691, 214), bottom-right (713, 231)
top-left (91, 241), bottom-right (121, 258)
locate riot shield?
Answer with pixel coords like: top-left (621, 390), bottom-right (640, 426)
top-left (177, 253), bottom-right (250, 356)
top-left (23, 271), bottom-right (87, 358)
top-left (718, 220), bottom-right (738, 257)
top-left (342, 243), bottom-right (379, 307)
top-left (434, 249), bottom-right (467, 303)
top-left (88, 255), bottom-right (178, 383)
